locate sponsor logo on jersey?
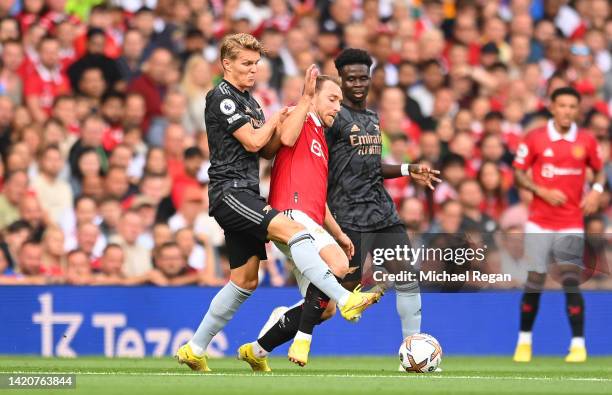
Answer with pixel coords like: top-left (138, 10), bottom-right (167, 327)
top-left (220, 99), bottom-right (236, 115)
top-left (227, 113), bottom-right (242, 124)
top-left (350, 124), bottom-right (360, 133)
top-left (311, 139), bottom-right (326, 160)
top-left (572, 145), bottom-right (585, 159)
top-left (543, 148), bottom-right (554, 157)
top-left (541, 164), bottom-right (583, 178)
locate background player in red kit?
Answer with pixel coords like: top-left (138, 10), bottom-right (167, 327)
top-left (237, 67), bottom-right (368, 370)
top-left (512, 87), bottom-right (605, 363)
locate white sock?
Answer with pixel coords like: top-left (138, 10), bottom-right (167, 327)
top-left (252, 341), bottom-right (268, 358)
top-left (295, 331), bottom-right (312, 342)
top-left (570, 337), bottom-right (585, 348)
top-left (338, 293), bottom-right (349, 308)
top-left (518, 331), bottom-right (532, 345)
top-left (187, 340), bottom-right (205, 356)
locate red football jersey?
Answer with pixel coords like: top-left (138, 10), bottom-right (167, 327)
top-left (269, 113), bottom-right (328, 225)
top-left (513, 121), bottom-right (603, 230)
top-left (23, 64), bottom-right (71, 114)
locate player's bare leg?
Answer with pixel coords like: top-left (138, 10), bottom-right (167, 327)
top-left (267, 214), bottom-right (380, 320)
top-left (513, 271), bottom-right (546, 362)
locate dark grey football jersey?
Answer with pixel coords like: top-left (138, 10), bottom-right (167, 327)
top-left (205, 80), bottom-right (265, 211)
top-left (326, 104), bottom-right (401, 231)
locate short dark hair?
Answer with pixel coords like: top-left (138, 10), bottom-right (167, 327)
top-left (6, 220), bottom-right (32, 234)
top-left (551, 86), bottom-right (581, 103)
top-left (103, 243), bottom-right (123, 255)
top-left (441, 153), bottom-right (466, 169)
top-left (184, 146), bottom-right (204, 159)
top-left (87, 27), bottom-right (105, 40)
top-left (156, 241), bottom-right (181, 258)
top-left (334, 48), bottom-right (372, 73)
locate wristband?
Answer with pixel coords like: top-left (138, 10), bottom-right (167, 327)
top-left (401, 163), bottom-right (410, 176)
top-left (592, 183), bottom-right (604, 193)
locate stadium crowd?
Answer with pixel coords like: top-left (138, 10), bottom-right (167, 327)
top-left (0, 0), bottom-right (610, 288)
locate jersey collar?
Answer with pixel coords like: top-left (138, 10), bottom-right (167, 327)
top-left (547, 119), bottom-right (577, 142)
top-left (222, 78), bottom-right (250, 97)
top-left (309, 112), bottom-right (322, 127)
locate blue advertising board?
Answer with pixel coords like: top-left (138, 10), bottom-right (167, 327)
top-left (0, 287), bottom-right (610, 357)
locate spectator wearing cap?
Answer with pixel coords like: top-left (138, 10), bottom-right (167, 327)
top-left (31, 145), bottom-right (73, 224)
top-left (24, 36), bottom-right (71, 123)
top-left (149, 241), bottom-right (199, 286)
top-left (109, 208), bottom-right (152, 277)
top-left (127, 47), bottom-right (174, 131)
top-left (67, 27), bottom-right (122, 95)
top-left (0, 170), bottom-right (28, 229)
top-left (117, 29), bottom-right (146, 83)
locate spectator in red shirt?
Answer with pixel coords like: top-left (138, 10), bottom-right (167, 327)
top-left (163, 123), bottom-right (187, 182)
top-left (24, 36), bottom-right (71, 123)
top-left (127, 47), bottom-right (173, 131)
top-left (171, 147), bottom-right (204, 209)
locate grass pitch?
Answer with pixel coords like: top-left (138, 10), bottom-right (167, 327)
top-left (1, 356), bottom-right (611, 395)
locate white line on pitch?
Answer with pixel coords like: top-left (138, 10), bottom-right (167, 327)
top-left (0, 371), bottom-right (610, 382)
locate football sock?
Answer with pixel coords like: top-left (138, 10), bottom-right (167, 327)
top-left (570, 337), bottom-right (585, 348)
top-left (519, 291), bottom-right (541, 332)
top-left (295, 331), bottom-right (312, 341)
top-left (563, 278), bottom-right (585, 338)
top-left (258, 305), bottom-right (302, 352)
top-left (297, 283), bottom-right (330, 336)
top-left (288, 231), bottom-right (350, 306)
top-left (517, 331), bottom-right (532, 345)
top-left (395, 286), bottom-right (422, 338)
top-left (251, 341), bottom-right (268, 358)
top-left (189, 281), bottom-right (252, 356)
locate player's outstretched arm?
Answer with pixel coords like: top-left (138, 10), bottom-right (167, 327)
top-left (233, 110), bottom-right (283, 153)
top-left (276, 64), bottom-right (318, 147)
top-left (382, 163), bottom-right (441, 190)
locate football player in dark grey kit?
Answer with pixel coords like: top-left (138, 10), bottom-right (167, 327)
top-left (175, 35), bottom-right (381, 372)
top-left (327, 48), bottom-right (441, 343)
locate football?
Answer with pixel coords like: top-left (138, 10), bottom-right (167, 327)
top-left (398, 333), bottom-right (443, 373)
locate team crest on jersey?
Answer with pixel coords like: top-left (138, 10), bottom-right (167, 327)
top-left (572, 145), bottom-right (585, 159)
top-left (220, 99), bottom-right (236, 115)
top-left (350, 124), bottom-right (360, 133)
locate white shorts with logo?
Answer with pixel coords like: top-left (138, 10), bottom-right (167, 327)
top-left (274, 209), bottom-right (338, 296)
top-left (524, 221), bottom-right (585, 273)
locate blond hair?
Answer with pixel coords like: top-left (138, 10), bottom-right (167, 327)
top-left (219, 33), bottom-right (263, 62)
top-left (180, 55), bottom-right (213, 99)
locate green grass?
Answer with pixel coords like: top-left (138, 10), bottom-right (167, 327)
top-left (1, 356), bottom-right (611, 395)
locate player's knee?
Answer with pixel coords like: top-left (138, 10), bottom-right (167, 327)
top-left (526, 272), bottom-right (546, 290)
top-left (230, 274), bottom-right (259, 291)
top-left (320, 302), bottom-right (337, 321)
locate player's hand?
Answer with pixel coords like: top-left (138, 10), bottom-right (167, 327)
top-left (536, 188), bottom-right (567, 206)
top-left (278, 106), bottom-right (290, 124)
top-left (337, 232), bottom-right (355, 259)
top-left (408, 164), bottom-right (442, 190)
top-left (580, 190), bottom-right (600, 215)
top-left (303, 64), bottom-right (319, 98)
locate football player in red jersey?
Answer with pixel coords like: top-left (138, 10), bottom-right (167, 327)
top-left (237, 66), bottom-right (367, 369)
top-left (512, 87), bottom-right (605, 363)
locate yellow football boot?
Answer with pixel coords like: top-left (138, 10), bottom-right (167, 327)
top-left (288, 339), bottom-right (311, 367)
top-left (237, 343), bottom-right (272, 372)
top-left (565, 346), bottom-right (587, 363)
top-left (339, 285), bottom-right (382, 322)
top-left (175, 343), bottom-right (211, 372)
top-left (513, 343), bottom-right (532, 363)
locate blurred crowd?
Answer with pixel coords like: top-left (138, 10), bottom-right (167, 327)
top-left (0, 0), bottom-right (610, 288)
